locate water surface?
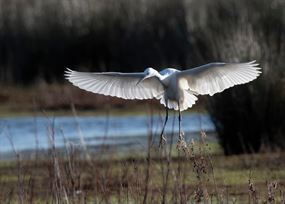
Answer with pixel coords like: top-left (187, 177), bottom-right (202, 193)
top-left (0, 113), bottom-right (215, 153)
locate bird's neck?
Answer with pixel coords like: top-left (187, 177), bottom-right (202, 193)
top-left (151, 70), bottom-right (163, 81)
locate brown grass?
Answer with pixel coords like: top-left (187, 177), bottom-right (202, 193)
top-left (1, 131), bottom-right (285, 203)
top-left (0, 84), bottom-right (206, 117)
top-left (0, 84), bottom-right (158, 115)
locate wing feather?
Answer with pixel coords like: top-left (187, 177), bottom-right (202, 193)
top-left (178, 61), bottom-right (261, 96)
top-left (65, 69), bottom-right (164, 100)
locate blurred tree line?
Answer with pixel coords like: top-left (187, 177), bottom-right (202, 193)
top-left (0, 0), bottom-right (190, 84)
top-left (0, 0), bottom-right (284, 154)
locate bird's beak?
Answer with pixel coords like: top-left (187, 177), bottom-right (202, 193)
top-left (136, 76), bottom-right (148, 85)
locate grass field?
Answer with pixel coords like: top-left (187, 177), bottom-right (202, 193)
top-left (1, 134), bottom-right (284, 203)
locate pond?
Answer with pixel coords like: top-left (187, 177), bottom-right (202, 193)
top-left (0, 113), bottom-right (215, 153)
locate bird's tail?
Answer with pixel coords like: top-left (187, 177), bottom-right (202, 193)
top-left (159, 91), bottom-right (197, 111)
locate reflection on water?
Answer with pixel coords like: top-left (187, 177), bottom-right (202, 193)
top-left (0, 113), bottom-right (215, 153)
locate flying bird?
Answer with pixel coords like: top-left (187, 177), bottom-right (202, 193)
top-left (65, 61), bottom-right (261, 146)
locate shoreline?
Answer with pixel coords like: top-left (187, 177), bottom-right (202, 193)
top-left (0, 131), bottom-right (218, 160)
top-left (0, 106), bottom-right (206, 118)
top-left (0, 84), bottom-right (206, 118)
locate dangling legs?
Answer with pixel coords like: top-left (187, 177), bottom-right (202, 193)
top-left (159, 106), bottom-right (168, 148)
top-left (178, 102), bottom-right (181, 138)
top-left (177, 101), bottom-right (186, 149)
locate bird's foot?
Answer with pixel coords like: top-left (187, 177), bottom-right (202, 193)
top-left (159, 134), bottom-right (167, 148)
top-left (177, 131), bottom-right (187, 151)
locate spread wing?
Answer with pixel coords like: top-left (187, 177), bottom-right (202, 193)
top-left (65, 69), bottom-right (164, 100)
top-left (177, 61), bottom-right (261, 96)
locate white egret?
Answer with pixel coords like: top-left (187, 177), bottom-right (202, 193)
top-left (65, 61), bottom-right (261, 146)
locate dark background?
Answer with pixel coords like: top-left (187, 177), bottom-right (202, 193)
top-left (0, 0), bottom-right (284, 154)
top-left (1, 0), bottom-right (283, 85)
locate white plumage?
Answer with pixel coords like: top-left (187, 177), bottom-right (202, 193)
top-left (65, 61), bottom-right (261, 145)
top-left (65, 70), bottom-right (164, 100)
top-left (65, 61), bottom-right (261, 111)
top-left (179, 61), bottom-right (261, 96)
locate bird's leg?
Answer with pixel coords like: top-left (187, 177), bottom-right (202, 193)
top-left (178, 104), bottom-right (182, 140)
top-left (159, 106), bottom-right (168, 148)
top-left (177, 102), bottom-right (187, 150)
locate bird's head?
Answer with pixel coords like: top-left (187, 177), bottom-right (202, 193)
top-left (137, 67), bottom-right (156, 85)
